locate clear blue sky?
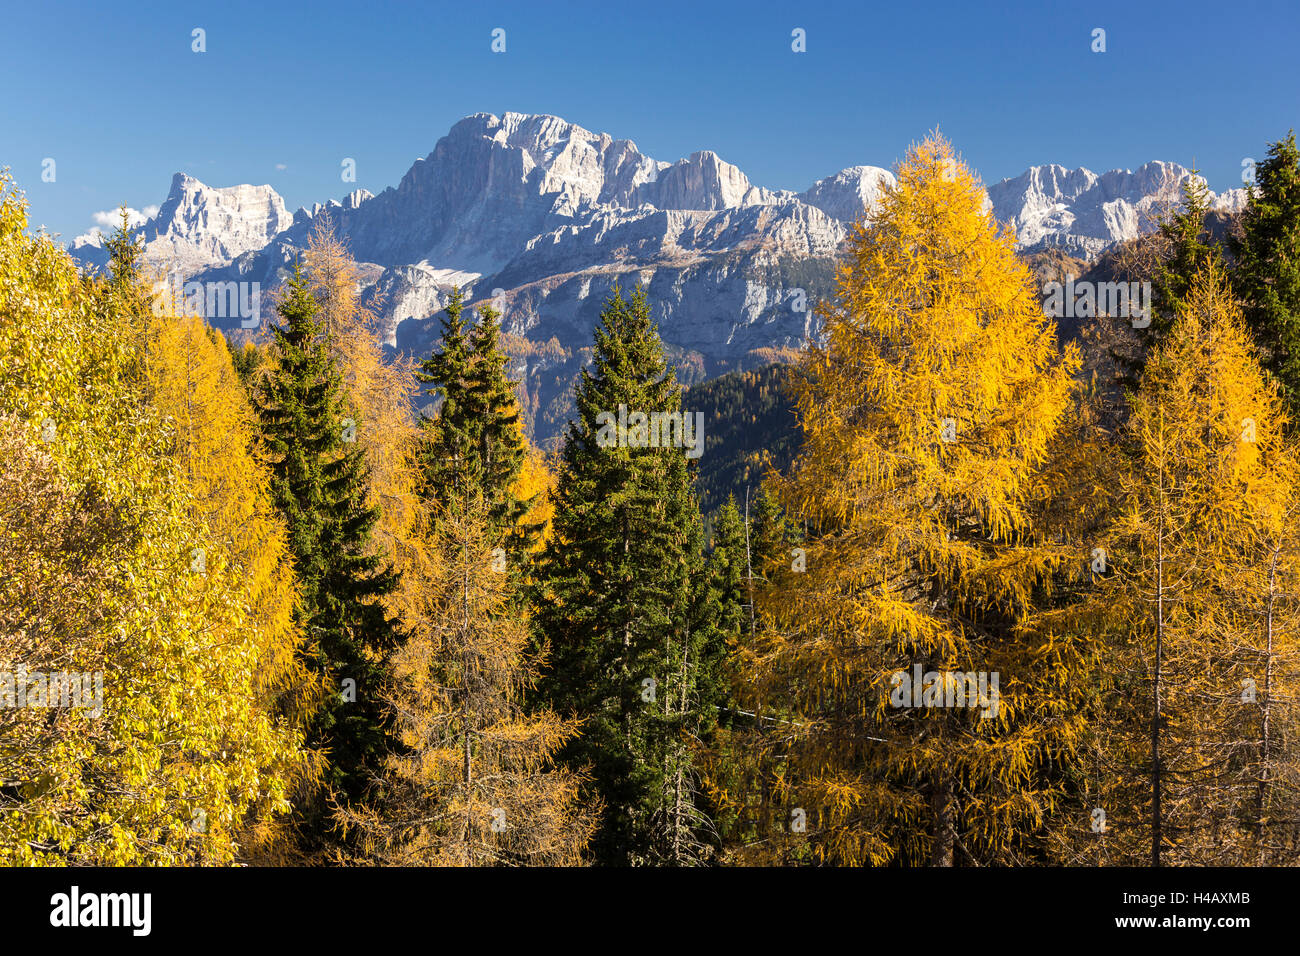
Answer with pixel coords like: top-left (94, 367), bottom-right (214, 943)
top-left (3, 0), bottom-right (1296, 241)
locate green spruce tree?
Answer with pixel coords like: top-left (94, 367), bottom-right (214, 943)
top-left (416, 289), bottom-right (532, 539)
top-left (101, 206), bottom-right (155, 322)
top-left (1234, 131), bottom-right (1300, 418)
top-left (705, 496), bottom-right (749, 691)
top-left (416, 287), bottom-right (474, 497)
top-left (254, 263), bottom-right (400, 813)
top-left (533, 285), bottom-right (714, 865)
top-left (1151, 172), bottom-right (1218, 341)
top-left (463, 304), bottom-right (531, 533)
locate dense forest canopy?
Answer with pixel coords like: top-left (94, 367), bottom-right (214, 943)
top-left (4, 129), bottom-right (1300, 867)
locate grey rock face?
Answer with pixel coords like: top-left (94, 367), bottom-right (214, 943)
top-left (986, 161), bottom-right (1246, 259)
top-left (68, 113), bottom-right (1244, 443)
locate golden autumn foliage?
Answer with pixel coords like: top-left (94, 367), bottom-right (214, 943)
top-left (1075, 263), bottom-right (1300, 866)
top-left (511, 438), bottom-right (557, 552)
top-left (737, 135), bottom-right (1095, 865)
top-left (0, 174), bottom-right (309, 865)
top-left (338, 494), bottom-right (596, 865)
top-left (139, 304), bottom-right (323, 858)
top-left (5, 128), bottom-right (1300, 873)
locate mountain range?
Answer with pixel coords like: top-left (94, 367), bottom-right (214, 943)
top-left (69, 111), bottom-right (1247, 444)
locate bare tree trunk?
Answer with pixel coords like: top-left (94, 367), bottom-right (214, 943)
top-left (744, 486), bottom-right (756, 637)
top-left (744, 486), bottom-right (769, 844)
top-left (1151, 419), bottom-right (1165, 869)
top-left (622, 509), bottom-right (632, 751)
top-left (925, 527), bottom-right (956, 867)
top-left (1257, 545), bottom-right (1278, 864)
top-left (931, 774), bottom-right (955, 866)
top-left (672, 615), bottom-right (693, 864)
top-left (671, 747), bottom-right (684, 863)
top-left (462, 525), bottom-right (473, 866)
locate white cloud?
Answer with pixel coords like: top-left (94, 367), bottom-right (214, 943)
top-left (73, 204), bottom-right (161, 247)
top-left (275, 163), bottom-right (287, 171)
top-left (90, 204), bottom-right (159, 230)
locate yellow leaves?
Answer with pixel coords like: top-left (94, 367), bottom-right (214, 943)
top-left (512, 438), bottom-right (557, 552)
top-left (340, 493), bottom-right (596, 865)
top-left (0, 175), bottom-right (312, 865)
top-left (143, 308), bottom-right (307, 709)
top-left (1130, 261), bottom-right (1295, 553)
top-left (1072, 261), bottom-right (1300, 865)
top-left (799, 137), bottom-right (1079, 541)
top-left (733, 135), bottom-right (1098, 865)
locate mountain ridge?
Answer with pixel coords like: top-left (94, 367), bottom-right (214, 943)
top-left (68, 111), bottom-right (1248, 443)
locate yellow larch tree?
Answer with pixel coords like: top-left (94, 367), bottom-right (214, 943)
top-left (338, 493), bottom-right (597, 865)
top-left (1081, 262), bottom-right (1300, 866)
top-left (738, 135), bottom-right (1094, 865)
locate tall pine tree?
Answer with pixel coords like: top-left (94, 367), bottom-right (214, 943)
top-left (1151, 173), bottom-right (1218, 343)
top-left (1234, 131), bottom-right (1300, 419)
top-left (254, 263), bottom-right (400, 823)
top-left (533, 285), bottom-right (716, 865)
top-left (416, 289), bottom-right (531, 540)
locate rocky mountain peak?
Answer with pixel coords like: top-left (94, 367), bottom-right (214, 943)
top-left (988, 160), bottom-right (1244, 257)
top-left (799, 165), bottom-right (896, 223)
top-left (65, 112), bottom-right (1252, 444)
top-left (644, 150), bottom-right (777, 211)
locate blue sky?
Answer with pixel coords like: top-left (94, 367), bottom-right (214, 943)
top-left (3, 0), bottom-right (1296, 241)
